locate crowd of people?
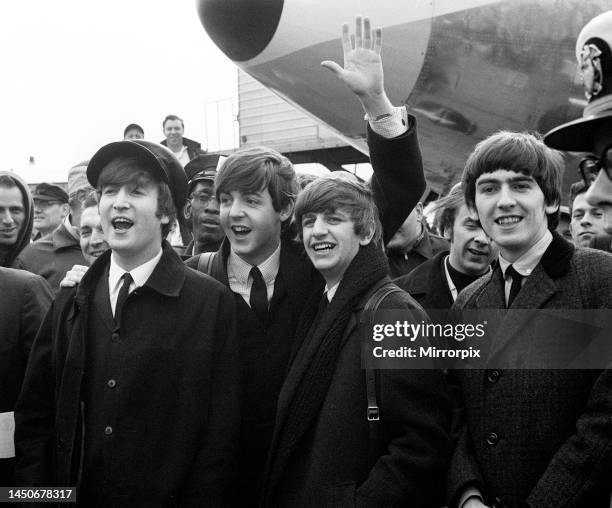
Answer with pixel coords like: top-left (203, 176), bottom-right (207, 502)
top-left (1, 13), bottom-right (612, 508)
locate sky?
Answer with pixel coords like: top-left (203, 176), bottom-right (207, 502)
top-left (1, 0), bottom-right (239, 183)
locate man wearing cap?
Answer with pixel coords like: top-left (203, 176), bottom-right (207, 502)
top-left (182, 154), bottom-right (225, 257)
top-left (544, 11), bottom-right (612, 237)
top-left (15, 140), bottom-right (240, 506)
top-left (16, 164), bottom-right (92, 291)
top-left (123, 123), bottom-right (144, 140)
top-left (31, 183), bottom-right (70, 241)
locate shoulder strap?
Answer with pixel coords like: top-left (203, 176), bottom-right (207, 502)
top-left (362, 281), bottom-right (404, 460)
top-left (196, 251), bottom-right (217, 275)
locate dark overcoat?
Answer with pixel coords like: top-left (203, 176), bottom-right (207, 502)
top-left (394, 250), bottom-right (452, 310)
top-left (263, 281), bottom-right (452, 508)
top-left (0, 268), bottom-right (53, 485)
top-left (185, 114), bottom-right (428, 505)
top-left (448, 234), bottom-right (612, 507)
top-left (15, 242), bottom-right (241, 507)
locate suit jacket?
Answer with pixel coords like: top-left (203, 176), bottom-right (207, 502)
top-left (448, 233), bottom-right (612, 508)
top-left (16, 222), bottom-right (86, 293)
top-left (15, 242), bottom-right (240, 506)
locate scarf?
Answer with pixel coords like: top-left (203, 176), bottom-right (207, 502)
top-left (265, 242), bottom-right (389, 495)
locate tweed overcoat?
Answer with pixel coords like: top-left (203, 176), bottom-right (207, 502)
top-left (448, 234), bottom-right (612, 508)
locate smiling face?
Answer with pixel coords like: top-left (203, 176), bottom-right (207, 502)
top-left (79, 205), bottom-right (109, 265)
top-left (474, 169), bottom-right (558, 262)
top-left (570, 192), bottom-right (606, 247)
top-left (448, 204), bottom-right (496, 275)
top-left (0, 185), bottom-right (25, 249)
top-left (302, 209), bottom-right (373, 287)
top-left (99, 177), bottom-right (169, 271)
top-left (219, 188), bottom-right (291, 266)
top-left (163, 119), bottom-right (184, 147)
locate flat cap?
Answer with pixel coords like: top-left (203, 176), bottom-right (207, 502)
top-left (32, 182), bottom-right (68, 203)
top-left (87, 140), bottom-right (188, 210)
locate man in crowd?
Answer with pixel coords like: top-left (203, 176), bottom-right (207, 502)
top-left (449, 131), bottom-right (612, 507)
top-left (17, 164), bottom-right (89, 291)
top-left (182, 154), bottom-right (225, 256)
top-left (160, 114), bottom-right (204, 167)
top-left (123, 123), bottom-right (144, 140)
top-left (262, 174), bottom-right (451, 507)
top-left (15, 140), bottom-right (240, 505)
top-left (78, 191), bottom-right (109, 264)
top-left (0, 267), bottom-right (52, 486)
top-left (31, 183), bottom-right (69, 241)
top-left (385, 199), bottom-right (449, 278)
top-left (396, 183), bottom-right (496, 310)
top-left (0, 172), bottom-right (33, 268)
top-left (186, 17), bottom-right (426, 505)
top-left (568, 180), bottom-right (606, 247)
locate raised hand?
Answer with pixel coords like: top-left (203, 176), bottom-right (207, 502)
top-left (321, 16), bottom-right (384, 99)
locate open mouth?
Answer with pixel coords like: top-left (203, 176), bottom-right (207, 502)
top-left (111, 217), bottom-right (134, 231)
top-left (89, 249), bottom-right (106, 258)
top-left (495, 216), bottom-right (522, 226)
top-left (311, 242), bottom-right (336, 252)
top-left (231, 225), bottom-right (251, 237)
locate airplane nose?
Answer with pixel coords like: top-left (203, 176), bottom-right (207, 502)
top-left (196, 0), bottom-right (284, 62)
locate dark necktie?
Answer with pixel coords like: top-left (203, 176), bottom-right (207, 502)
top-left (114, 272), bottom-right (133, 325)
top-left (506, 265), bottom-right (523, 308)
top-left (249, 266), bottom-right (268, 321)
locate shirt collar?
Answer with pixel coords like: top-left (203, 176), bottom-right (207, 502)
top-left (325, 281), bottom-right (341, 301)
top-left (109, 248), bottom-right (163, 293)
top-left (228, 242), bottom-right (281, 285)
top-left (498, 229), bottom-right (553, 278)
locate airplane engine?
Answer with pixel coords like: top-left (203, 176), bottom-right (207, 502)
top-left (198, 0), bottom-right (609, 194)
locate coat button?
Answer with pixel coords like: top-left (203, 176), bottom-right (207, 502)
top-left (487, 370), bottom-right (501, 383)
top-left (104, 426), bottom-right (113, 436)
top-left (111, 333), bottom-right (119, 341)
top-left (486, 432), bottom-right (499, 446)
top-left (107, 379), bottom-right (116, 388)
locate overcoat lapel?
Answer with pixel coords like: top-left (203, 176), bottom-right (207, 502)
top-left (484, 264), bottom-right (558, 362)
